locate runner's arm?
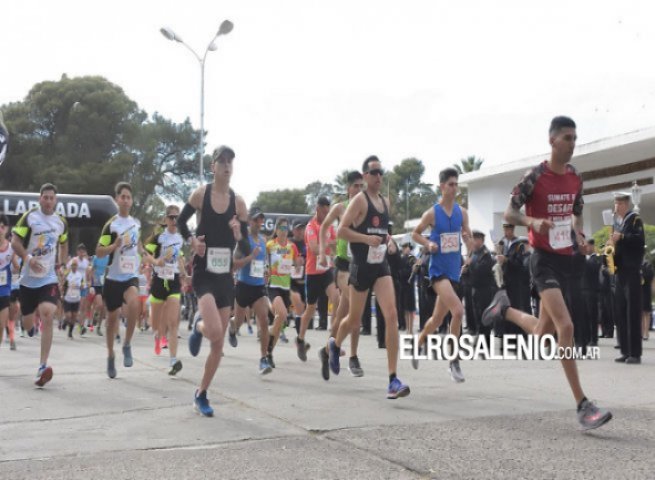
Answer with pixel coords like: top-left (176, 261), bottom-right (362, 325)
top-left (319, 203), bottom-right (343, 257)
top-left (411, 208), bottom-right (435, 250)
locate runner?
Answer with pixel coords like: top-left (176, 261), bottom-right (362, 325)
top-left (62, 259), bottom-right (86, 339)
top-left (96, 182), bottom-right (142, 379)
top-left (231, 206), bottom-right (272, 374)
top-left (0, 215), bottom-right (16, 349)
top-left (410, 167), bottom-right (472, 382)
top-left (266, 217), bottom-right (301, 368)
top-left (89, 252), bottom-right (109, 336)
top-left (296, 197), bottom-right (340, 362)
top-left (67, 244), bottom-right (90, 329)
top-left (143, 205), bottom-right (188, 375)
top-left (482, 116), bottom-right (612, 430)
top-left (178, 146), bottom-right (251, 417)
top-left (289, 221), bottom-right (307, 334)
top-left (8, 234), bottom-right (21, 349)
top-left (317, 171), bottom-right (365, 380)
top-left (331, 156), bottom-right (410, 399)
top-left (11, 183), bottom-right (69, 387)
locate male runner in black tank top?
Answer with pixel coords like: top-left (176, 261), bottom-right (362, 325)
top-left (331, 156), bottom-right (410, 399)
top-left (177, 146), bottom-right (251, 417)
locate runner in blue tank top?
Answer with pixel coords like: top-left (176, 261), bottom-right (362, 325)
top-left (411, 168), bottom-right (473, 383)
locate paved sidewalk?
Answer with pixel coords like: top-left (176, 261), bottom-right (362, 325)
top-left (1, 324), bottom-right (653, 479)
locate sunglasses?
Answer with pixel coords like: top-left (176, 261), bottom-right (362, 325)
top-left (167, 215), bottom-right (179, 220)
top-left (366, 168), bottom-right (384, 177)
top-left (277, 225), bottom-right (289, 231)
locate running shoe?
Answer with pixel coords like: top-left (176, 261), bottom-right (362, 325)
top-left (96, 327), bottom-right (103, 336)
top-left (10, 340), bottom-right (16, 351)
top-left (168, 359), bottom-right (183, 376)
top-left (481, 289), bottom-right (510, 327)
top-left (319, 347), bottom-right (330, 381)
top-left (387, 377), bottom-right (410, 399)
top-left (80, 326), bottom-right (87, 336)
top-left (267, 353), bottom-right (276, 369)
top-left (449, 360), bottom-right (465, 383)
top-left (328, 337), bottom-right (340, 375)
top-left (348, 356), bottom-right (364, 377)
top-left (577, 399), bottom-right (612, 430)
top-left (295, 337), bottom-right (309, 362)
top-left (161, 336), bottom-right (168, 349)
top-left (259, 357), bottom-right (273, 375)
top-left (107, 355), bottom-right (117, 379)
top-left (194, 390), bottom-right (214, 417)
top-left (189, 312), bottom-right (203, 357)
top-left (228, 325), bottom-right (238, 348)
top-left (279, 329), bottom-right (289, 344)
top-left (123, 344), bottom-right (133, 368)
top-left (155, 336), bottom-right (162, 355)
top-left (35, 365), bottom-right (53, 387)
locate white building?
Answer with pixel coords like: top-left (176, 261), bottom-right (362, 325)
top-left (459, 127), bottom-right (655, 244)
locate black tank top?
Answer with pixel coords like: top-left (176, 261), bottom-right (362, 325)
top-left (193, 184), bottom-right (236, 274)
top-left (350, 192), bottom-right (389, 265)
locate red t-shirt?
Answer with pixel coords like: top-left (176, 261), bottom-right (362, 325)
top-left (510, 161), bottom-right (583, 256)
top-left (305, 216), bottom-right (335, 275)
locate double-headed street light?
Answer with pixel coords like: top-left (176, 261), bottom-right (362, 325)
top-left (160, 20), bottom-right (234, 183)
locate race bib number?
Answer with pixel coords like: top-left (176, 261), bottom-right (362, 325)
top-left (549, 219), bottom-right (573, 250)
top-left (291, 265), bottom-right (304, 279)
top-left (160, 265), bottom-right (175, 280)
top-left (207, 248), bottom-right (231, 274)
top-left (440, 233), bottom-right (460, 254)
top-left (250, 260), bottom-right (265, 278)
top-left (367, 244), bottom-right (387, 264)
top-left (68, 286), bottom-right (81, 300)
top-left (278, 258), bottom-right (293, 275)
top-left (0, 270), bottom-right (7, 286)
top-left (119, 255), bottom-right (137, 275)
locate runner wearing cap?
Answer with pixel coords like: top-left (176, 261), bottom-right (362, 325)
top-left (232, 206), bottom-right (272, 374)
top-left (317, 171), bottom-right (365, 380)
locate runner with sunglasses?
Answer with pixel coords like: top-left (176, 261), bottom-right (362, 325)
top-left (331, 157), bottom-right (410, 399)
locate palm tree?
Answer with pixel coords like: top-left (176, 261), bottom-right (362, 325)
top-left (453, 155), bottom-right (484, 174)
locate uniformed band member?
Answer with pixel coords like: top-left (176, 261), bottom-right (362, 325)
top-left (465, 230), bottom-right (496, 341)
top-left (582, 238), bottom-right (602, 347)
top-left (610, 192), bottom-right (645, 364)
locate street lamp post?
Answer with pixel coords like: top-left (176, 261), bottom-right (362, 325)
top-left (160, 20), bottom-right (234, 183)
top-left (631, 180), bottom-right (642, 213)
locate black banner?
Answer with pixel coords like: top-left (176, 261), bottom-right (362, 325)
top-left (0, 191), bottom-right (118, 228)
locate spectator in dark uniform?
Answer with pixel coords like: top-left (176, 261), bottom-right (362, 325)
top-left (399, 242), bottom-right (417, 334)
top-left (598, 256), bottom-right (615, 339)
top-left (569, 234), bottom-right (589, 353)
top-left (610, 192), bottom-right (645, 364)
top-left (497, 226), bottom-right (531, 338)
top-left (465, 230), bottom-right (496, 341)
top-left (642, 257), bottom-right (653, 340)
top-left (582, 239), bottom-right (602, 346)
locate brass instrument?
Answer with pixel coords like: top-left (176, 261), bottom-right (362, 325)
top-left (604, 244), bottom-right (615, 275)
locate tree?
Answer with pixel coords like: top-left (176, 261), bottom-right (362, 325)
top-left (452, 155), bottom-right (485, 208)
top-left (253, 189), bottom-right (308, 214)
top-left (0, 75), bottom-right (200, 224)
top-left (387, 158), bottom-right (437, 231)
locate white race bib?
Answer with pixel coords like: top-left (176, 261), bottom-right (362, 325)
top-left (278, 258), bottom-right (293, 275)
top-left (549, 219), bottom-right (573, 250)
top-left (440, 232), bottom-right (460, 254)
top-left (367, 244), bottom-right (387, 264)
top-left (207, 248), bottom-right (231, 274)
top-left (68, 286), bottom-right (81, 301)
top-left (250, 260), bottom-right (265, 278)
top-left (160, 264), bottom-right (175, 280)
top-left (0, 270), bottom-right (7, 286)
top-left (291, 265), bottom-right (304, 279)
top-left (119, 255), bottom-right (137, 275)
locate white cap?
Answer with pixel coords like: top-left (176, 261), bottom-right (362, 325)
top-left (612, 191), bottom-right (631, 201)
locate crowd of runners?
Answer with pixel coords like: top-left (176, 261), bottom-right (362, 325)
top-left (3, 115), bottom-right (652, 432)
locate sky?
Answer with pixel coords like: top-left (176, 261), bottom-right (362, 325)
top-left (2, 0), bottom-right (655, 204)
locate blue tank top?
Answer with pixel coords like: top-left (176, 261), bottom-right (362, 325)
top-left (428, 203), bottom-right (463, 282)
top-left (0, 244), bottom-right (12, 297)
top-left (92, 255), bottom-right (110, 286)
top-left (237, 234), bottom-right (267, 286)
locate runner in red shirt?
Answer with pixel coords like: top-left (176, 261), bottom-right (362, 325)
top-left (482, 116), bottom-right (612, 430)
top-left (295, 197), bottom-right (340, 362)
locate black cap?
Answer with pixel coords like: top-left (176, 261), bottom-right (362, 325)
top-left (249, 206), bottom-right (265, 219)
top-left (317, 196), bottom-right (331, 207)
top-left (293, 220), bottom-right (307, 229)
top-left (212, 145), bottom-right (235, 162)
top-left (472, 230), bottom-right (485, 239)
